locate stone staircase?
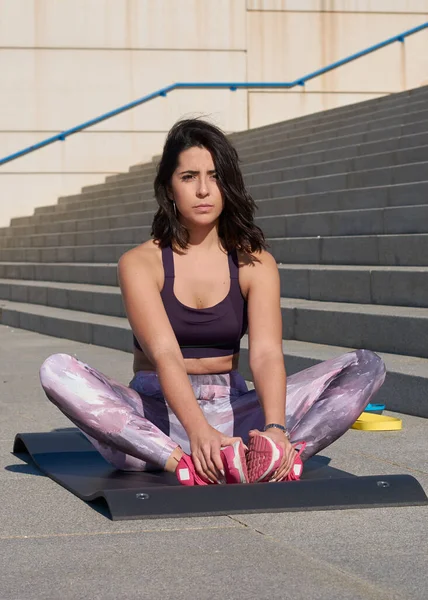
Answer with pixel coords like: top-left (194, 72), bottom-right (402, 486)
top-left (1, 85), bottom-right (428, 417)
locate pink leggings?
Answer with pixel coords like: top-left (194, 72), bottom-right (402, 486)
top-left (39, 349), bottom-right (385, 471)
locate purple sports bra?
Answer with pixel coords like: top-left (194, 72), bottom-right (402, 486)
top-left (133, 244), bottom-right (248, 359)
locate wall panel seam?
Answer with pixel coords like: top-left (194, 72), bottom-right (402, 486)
top-left (0, 130), bottom-right (169, 134)
top-left (246, 10), bottom-right (428, 16)
top-left (0, 171), bottom-right (121, 175)
top-left (247, 90), bottom-right (393, 95)
top-left (0, 46), bottom-right (248, 53)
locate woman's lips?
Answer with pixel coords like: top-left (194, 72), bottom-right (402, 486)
top-left (194, 204), bottom-right (213, 210)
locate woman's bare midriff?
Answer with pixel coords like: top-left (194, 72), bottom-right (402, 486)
top-left (128, 239), bottom-right (252, 376)
top-left (133, 349), bottom-right (240, 375)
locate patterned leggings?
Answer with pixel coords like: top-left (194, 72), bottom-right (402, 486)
top-left (39, 349), bottom-right (385, 471)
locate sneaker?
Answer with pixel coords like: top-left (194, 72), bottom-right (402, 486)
top-left (176, 453), bottom-right (211, 486)
top-left (278, 442), bottom-right (307, 482)
top-left (246, 434), bottom-right (284, 483)
top-left (220, 440), bottom-right (249, 484)
top-left (176, 442), bottom-right (249, 486)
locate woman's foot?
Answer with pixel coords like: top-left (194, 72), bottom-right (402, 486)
top-left (220, 440), bottom-right (249, 484)
top-left (246, 434), bottom-right (283, 483)
top-left (176, 453), bottom-right (211, 486)
top-left (165, 446), bottom-right (185, 473)
top-left (278, 442), bottom-right (306, 481)
top-left (247, 436), bottom-right (306, 483)
top-left (175, 441), bottom-right (249, 486)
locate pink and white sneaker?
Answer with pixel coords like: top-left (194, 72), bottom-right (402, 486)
top-left (278, 442), bottom-right (307, 482)
top-left (247, 436), bottom-right (307, 483)
top-left (220, 440), bottom-right (249, 484)
top-left (176, 440), bottom-right (249, 486)
top-left (176, 454), bottom-right (211, 486)
top-left (247, 434), bottom-right (284, 483)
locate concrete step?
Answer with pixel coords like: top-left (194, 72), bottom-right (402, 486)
top-left (11, 177), bottom-right (428, 238)
top-left (1, 230), bottom-right (428, 265)
top-left (2, 206), bottom-right (157, 238)
top-left (20, 157), bottom-right (428, 225)
top-left (107, 94), bottom-right (427, 174)
top-left (4, 204), bottom-right (428, 250)
top-left (277, 264), bottom-right (428, 308)
top-left (240, 120), bottom-right (428, 169)
top-left (1, 280), bottom-right (427, 358)
top-left (88, 95), bottom-right (428, 193)
top-left (33, 182), bottom-right (153, 214)
top-left (236, 105), bottom-right (428, 158)
top-left (70, 158), bottom-right (428, 214)
top-left (6, 176), bottom-right (428, 234)
top-left (50, 107), bottom-right (428, 206)
top-left (238, 114), bottom-right (428, 166)
top-left (240, 124), bottom-right (428, 172)
top-left (279, 298), bottom-right (428, 359)
top-left (0, 263), bottom-right (426, 309)
top-left (1, 299), bottom-right (426, 417)
top-left (83, 95), bottom-right (425, 190)
top-left (0, 224), bottom-right (151, 249)
top-left (250, 162), bottom-right (428, 201)
top-left (0, 243), bottom-right (134, 263)
top-left (21, 112), bottom-right (428, 220)
top-left (68, 168), bottom-right (156, 197)
top-left (245, 145), bottom-right (428, 188)
top-left (0, 262), bottom-right (118, 286)
top-left (0, 279), bottom-right (123, 317)
top-left (9, 197), bottom-right (158, 228)
top-left (241, 130), bottom-right (428, 175)
top-left (254, 181), bottom-right (428, 216)
top-left (238, 338), bottom-right (428, 419)
top-left (57, 123), bottom-right (428, 204)
top-left (55, 129), bottom-right (428, 209)
top-left (103, 164), bottom-right (156, 181)
top-left (257, 204), bottom-right (428, 238)
top-left (78, 163), bottom-right (157, 193)
top-left (129, 160), bottom-right (158, 173)
top-left (104, 163), bottom-right (157, 182)
top-left (0, 299), bottom-right (131, 352)
top-left (268, 233), bottom-right (428, 266)
top-left (229, 85), bottom-right (428, 145)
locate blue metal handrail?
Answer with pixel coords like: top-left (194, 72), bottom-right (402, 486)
top-left (1, 22), bottom-right (427, 167)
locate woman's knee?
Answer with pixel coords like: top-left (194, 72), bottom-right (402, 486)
top-left (40, 353), bottom-right (75, 389)
top-left (355, 349), bottom-right (386, 380)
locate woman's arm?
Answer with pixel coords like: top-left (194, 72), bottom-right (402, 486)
top-left (118, 250), bottom-right (207, 432)
top-left (251, 353), bottom-right (286, 426)
top-left (246, 250), bottom-right (287, 427)
top-left (246, 250), bottom-right (297, 480)
top-left (117, 249), bottom-right (241, 482)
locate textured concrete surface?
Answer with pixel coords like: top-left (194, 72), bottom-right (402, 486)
top-left (1, 325), bottom-right (427, 600)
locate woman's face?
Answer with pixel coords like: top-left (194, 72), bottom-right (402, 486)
top-left (169, 146), bottom-right (224, 225)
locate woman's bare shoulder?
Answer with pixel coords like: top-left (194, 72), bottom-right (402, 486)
top-left (118, 240), bottom-right (163, 286)
top-left (235, 248), bottom-right (276, 299)
top-left (236, 247), bottom-right (275, 269)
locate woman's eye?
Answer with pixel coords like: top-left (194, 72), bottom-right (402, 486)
top-left (181, 173), bottom-right (217, 181)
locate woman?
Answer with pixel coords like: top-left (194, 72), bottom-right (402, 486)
top-left (39, 119), bottom-right (386, 486)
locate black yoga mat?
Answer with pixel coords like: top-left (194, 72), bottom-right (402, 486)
top-left (13, 430), bottom-right (428, 520)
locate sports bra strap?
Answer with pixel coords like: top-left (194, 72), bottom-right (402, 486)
top-left (162, 244), bottom-right (239, 279)
top-left (228, 248), bottom-right (239, 280)
top-left (161, 245), bottom-right (175, 278)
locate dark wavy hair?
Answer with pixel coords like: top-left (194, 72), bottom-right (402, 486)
top-left (150, 118), bottom-right (267, 254)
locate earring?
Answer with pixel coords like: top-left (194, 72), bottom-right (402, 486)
top-left (173, 201), bottom-right (177, 217)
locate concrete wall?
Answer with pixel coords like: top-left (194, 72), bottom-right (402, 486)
top-left (0, 0), bottom-right (427, 226)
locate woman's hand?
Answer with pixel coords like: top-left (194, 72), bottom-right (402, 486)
top-left (188, 424), bottom-right (246, 484)
top-left (249, 428), bottom-right (296, 482)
